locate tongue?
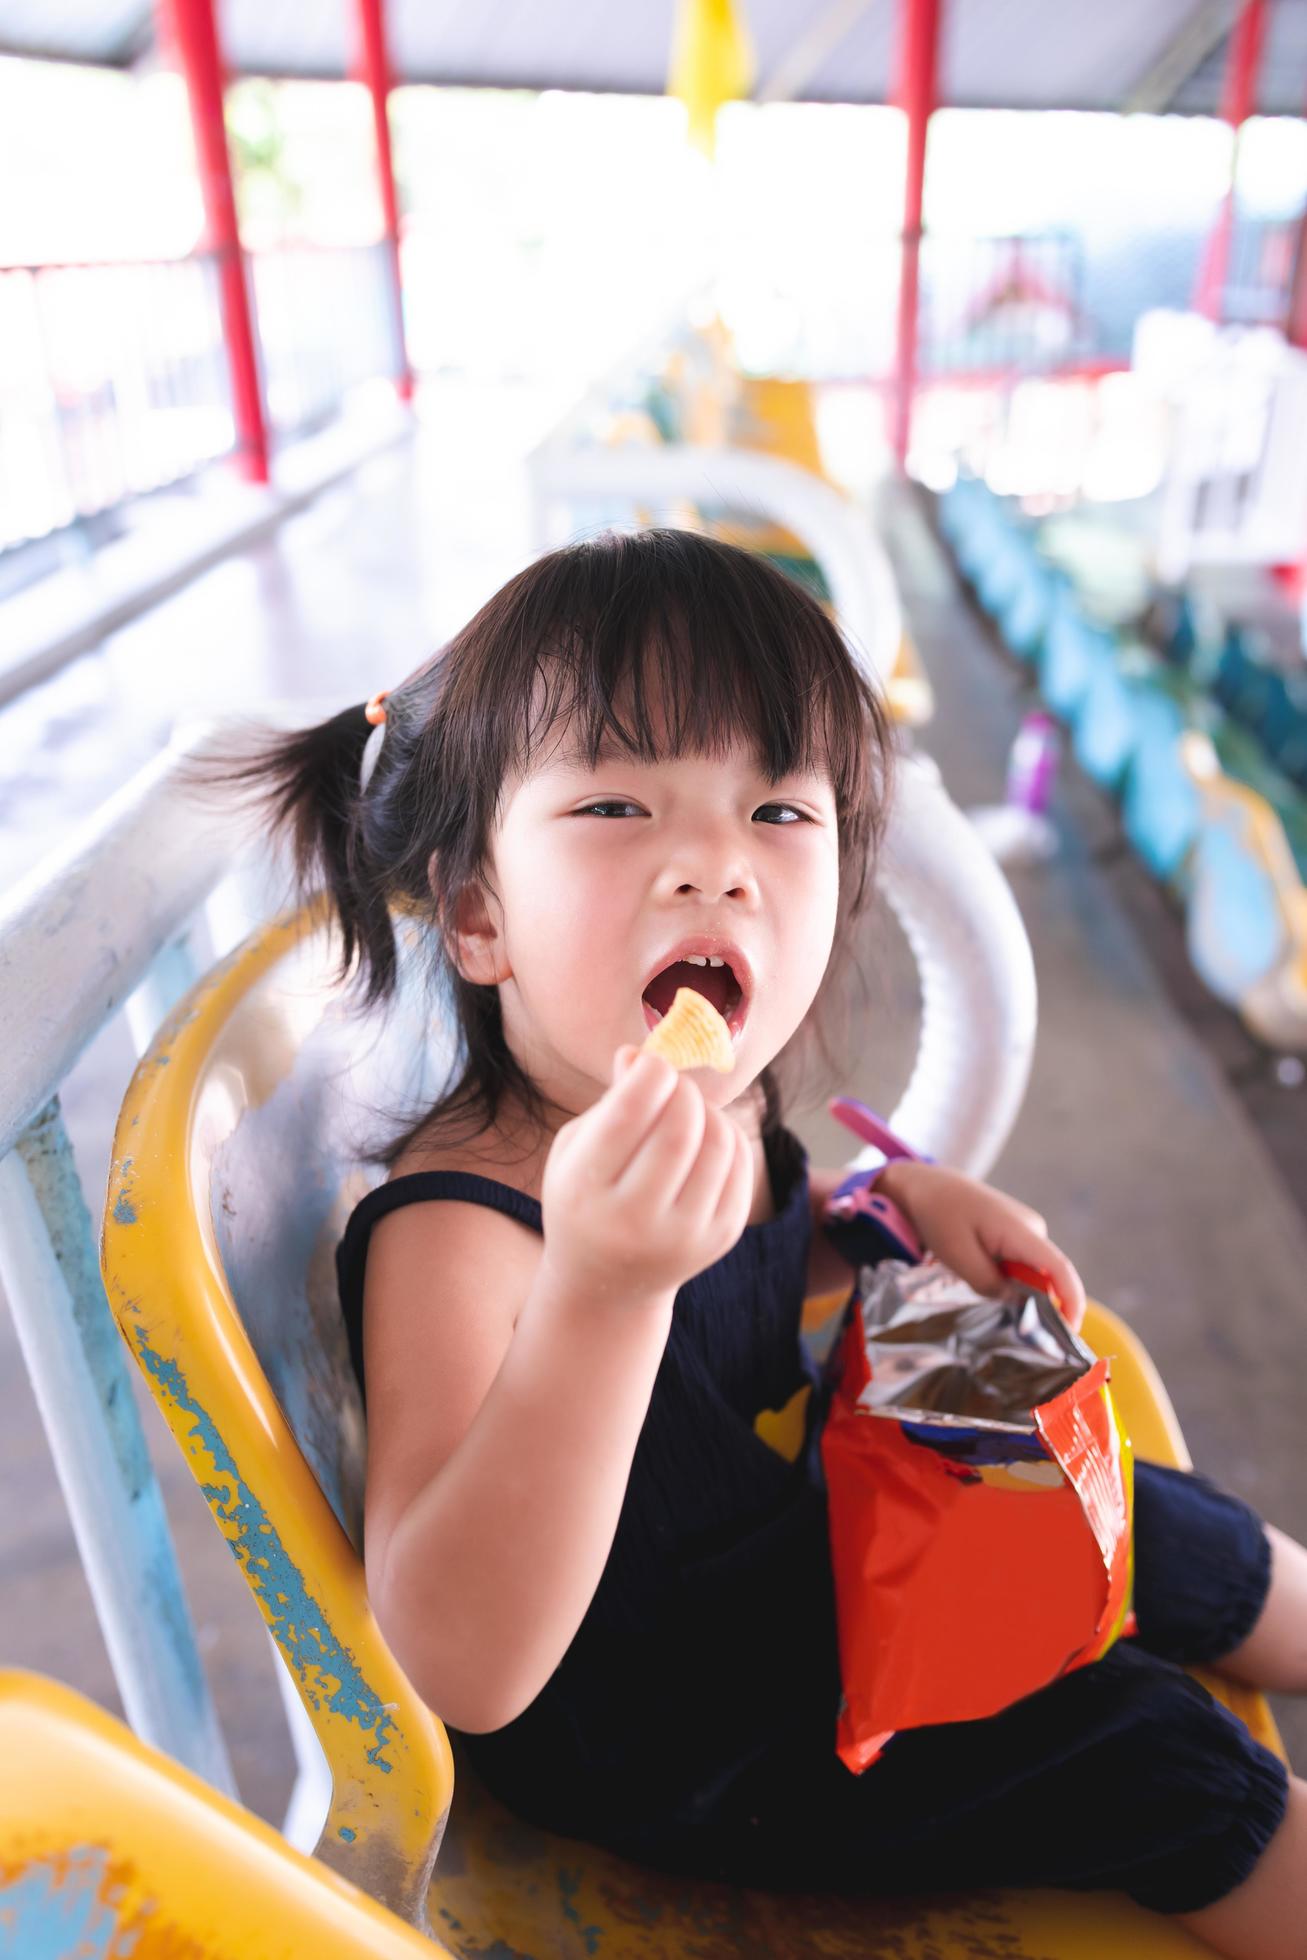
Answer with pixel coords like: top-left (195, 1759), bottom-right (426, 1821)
top-left (643, 959), bottom-right (738, 1019)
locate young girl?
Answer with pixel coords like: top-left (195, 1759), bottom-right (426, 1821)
top-left (219, 528), bottom-right (1302, 1958)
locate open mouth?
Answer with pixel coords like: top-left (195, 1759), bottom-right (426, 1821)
top-left (641, 959), bottom-right (748, 1042)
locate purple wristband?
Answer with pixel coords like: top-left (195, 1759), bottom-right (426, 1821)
top-left (819, 1096), bottom-right (931, 1267)
top-left (822, 1176), bottom-right (924, 1266)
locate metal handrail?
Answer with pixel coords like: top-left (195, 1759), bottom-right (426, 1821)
top-left (0, 723), bottom-right (240, 1162)
top-left (0, 721), bottom-right (255, 1800)
top-left (529, 439), bottom-right (904, 689)
top-left (0, 701), bottom-right (361, 1837)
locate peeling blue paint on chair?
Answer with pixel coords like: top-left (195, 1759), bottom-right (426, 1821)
top-left (0, 1848), bottom-right (119, 1960)
top-left (132, 1332), bottom-right (397, 1771)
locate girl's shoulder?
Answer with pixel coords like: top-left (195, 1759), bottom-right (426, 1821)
top-left (359, 1134), bottom-right (546, 1590)
top-left (386, 1116), bottom-right (546, 1206)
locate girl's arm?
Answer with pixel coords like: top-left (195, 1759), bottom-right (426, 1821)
top-left (367, 1046), bottom-right (753, 1737)
top-left (875, 1158), bottom-right (1087, 1328)
top-left (367, 1235), bottom-right (676, 1736)
top-left (804, 1159), bottom-right (1087, 1330)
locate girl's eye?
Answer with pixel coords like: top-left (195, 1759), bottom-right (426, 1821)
top-left (574, 802), bottom-right (809, 823)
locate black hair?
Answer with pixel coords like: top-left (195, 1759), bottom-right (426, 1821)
top-left (185, 527), bottom-right (899, 1168)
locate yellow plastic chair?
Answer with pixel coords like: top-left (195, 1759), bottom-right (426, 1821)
top-left (100, 900), bottom-right (1283, 1958)
top-left (0, 1669), bottom-right (440, 1959)
top-left (719, 373), bottom-right (829, 561)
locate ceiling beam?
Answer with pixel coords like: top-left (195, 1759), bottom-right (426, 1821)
top-left (0, 39), bottom-right (136, 69)
top-left (1120, 0), bottom-right (1236, 114)
top-left (757, 0), bottom-right (878, 104)
top-left (108, 10), bottom-right (160, 70)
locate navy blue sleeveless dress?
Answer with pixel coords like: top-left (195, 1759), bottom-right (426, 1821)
top-left (336, 1124), bottom-right (1289, 1917)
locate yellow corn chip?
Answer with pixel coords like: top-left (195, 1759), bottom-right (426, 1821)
top-left (641, 986), bottom-right (735, 1073)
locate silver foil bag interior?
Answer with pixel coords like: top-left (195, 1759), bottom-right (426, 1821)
top-left (853, 1258), bottom-right (1097, 1431)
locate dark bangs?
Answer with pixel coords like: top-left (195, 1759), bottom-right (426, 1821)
top-left (452, 527), bottom-right (892, 919)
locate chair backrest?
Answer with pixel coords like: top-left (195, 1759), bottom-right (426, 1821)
top-left (1179, 731), bottom-right (1307, 1043)
top-left (100, 898), bottom-right (456, 1931)
top-left (0, 1669), bottom-right (443, 1959)
top-left (1255, 668), bottom-right (1307, 791)
top-left (1213, 626), bottom-right (1276, 731)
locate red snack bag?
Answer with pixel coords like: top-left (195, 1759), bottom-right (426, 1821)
top-left (821, 1257), bottom-right (1135, 1773)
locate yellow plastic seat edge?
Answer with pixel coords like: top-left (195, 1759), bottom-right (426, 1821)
top-left (99, 896), bottom-right (454, 1927)
top-left (0, 1669), bottom-right (448, 1958)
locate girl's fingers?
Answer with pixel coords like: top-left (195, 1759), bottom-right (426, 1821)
top-left (590, 1049), bottom-right (681, 1182)
top-left (992, 1227), bottom-right (1087, 1332)
top-left (952, 1242), bottom-right (1009, 1297)
top-left (710, 1123), bottom-right (755, 1238)
top-left (1041, 1244), bottom-right (1087, 1331)
top-left (705, 1121), bottom-right (756, 1254)
top-left (669, 1106), bottom-right (737, 1211)
top-left (615, 1076), bottom-right (707, 1203)
top-left (611, 1044), bottom-right (641, 1082)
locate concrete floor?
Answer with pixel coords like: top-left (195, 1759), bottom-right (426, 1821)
top-left (3, 393), bottom-right (1305, 1832)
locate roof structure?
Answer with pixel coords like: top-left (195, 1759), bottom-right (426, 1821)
top-left (1, 0), bottom-right (1305, 116)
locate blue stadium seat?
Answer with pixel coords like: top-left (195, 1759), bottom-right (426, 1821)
top-left (1072, 646), bottom-right (1156, 794)
top-left (1038, 598), bottom-right (1117, 725)
top-left (1212, 627), bottom-right (1278, 732)
top-left (1255, 667), bottom-right (1307, 794)
top-left (1120, 688), bottom-right (1201, 885)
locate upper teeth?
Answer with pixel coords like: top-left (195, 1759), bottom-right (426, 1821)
top-left (685, 954), bottom-right (726, 967)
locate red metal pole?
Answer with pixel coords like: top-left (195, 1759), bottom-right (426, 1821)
top-left (1287, 202), bottom-right (1307, 347)
top-left (1193, 0), bottom-right (1270, 322)
top-left (352, 0), bottom-right (414, 403)
top-left (892, 0), bottom-right (943, 470)
top-left (158, 0), bottom-right (269, 483)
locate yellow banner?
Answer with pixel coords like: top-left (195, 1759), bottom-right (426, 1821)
top-left (667, 0), bottom-right (756, 156)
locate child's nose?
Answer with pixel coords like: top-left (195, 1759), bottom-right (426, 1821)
top-left (661, 853), bottom-right (759, 904)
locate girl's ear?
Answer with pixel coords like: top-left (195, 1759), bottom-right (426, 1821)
top-left (445, 877), bottom-right (510, 986)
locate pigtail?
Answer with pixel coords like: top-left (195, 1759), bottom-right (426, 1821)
top-left (177, 703), bottom-right (400, 1005)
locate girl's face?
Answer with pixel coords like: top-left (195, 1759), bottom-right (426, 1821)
top-left (453, 703), bottom-right (842, 1126)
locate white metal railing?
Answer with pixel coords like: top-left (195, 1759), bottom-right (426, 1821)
top-left (0, 257), bottom-right (233, 558)
top-left (0, 725), bottom-right (240, 1166)
top-left (0, 722), bottom-right (243, 1793)
top-left (529, 440), bottom-right (904, 691)
top-left (0, 716), bottom-right (335, 1842)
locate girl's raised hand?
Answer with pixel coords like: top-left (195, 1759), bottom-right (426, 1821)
top-left (878, 1161), bottom-right (1088, 1333)
top-left (540, 1046), bottom-right (755, 1307)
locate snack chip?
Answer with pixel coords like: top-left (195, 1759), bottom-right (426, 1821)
top-left (641, 986), bottom-right (734, 1073)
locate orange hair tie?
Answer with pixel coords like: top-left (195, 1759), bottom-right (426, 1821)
top-left (364, 689), bottom-right (390, 727)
